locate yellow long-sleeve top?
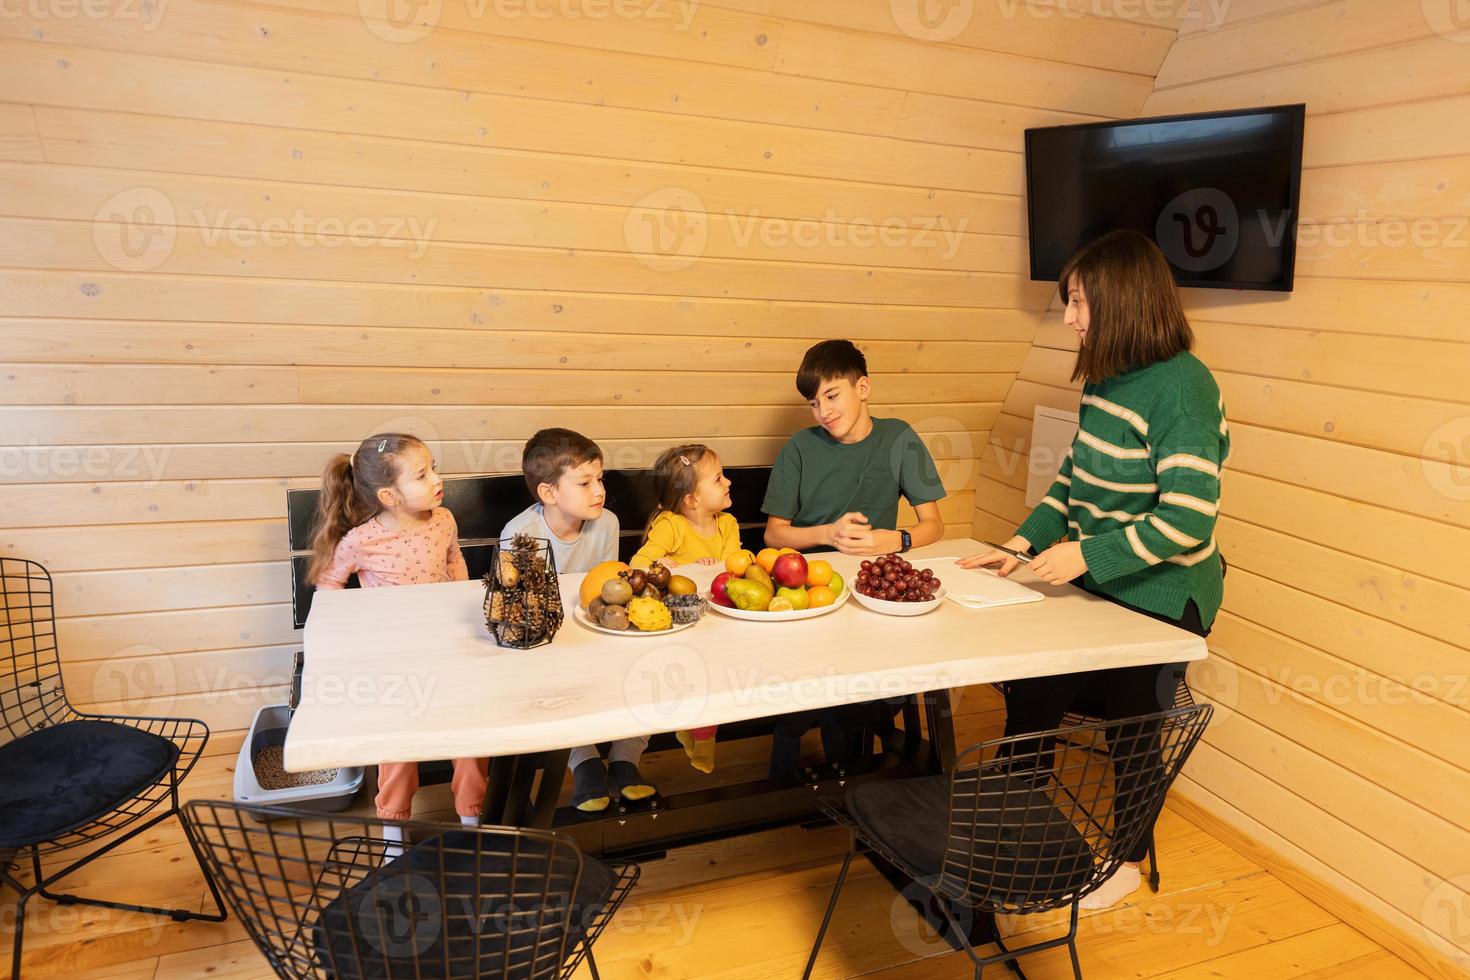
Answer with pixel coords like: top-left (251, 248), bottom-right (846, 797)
top-left (630, 511), bottom-right (743, 569)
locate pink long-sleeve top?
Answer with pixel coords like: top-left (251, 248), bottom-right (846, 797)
top-left (314, 507), bottom-right (468, 590)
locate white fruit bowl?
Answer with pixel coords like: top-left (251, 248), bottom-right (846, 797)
top-left (851, 585), bottom-right (946, 617)
top-left (705, 585), bottom-right (849, 621)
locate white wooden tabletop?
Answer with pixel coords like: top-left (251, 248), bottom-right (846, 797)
top-left (284, 539), bottom-right (1208, 772)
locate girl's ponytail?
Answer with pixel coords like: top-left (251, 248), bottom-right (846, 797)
top-left (306, 453), bottom-right (364, 586)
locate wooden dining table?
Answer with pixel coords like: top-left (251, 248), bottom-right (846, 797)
top-left (285, 538), bottom-right (1208, 858)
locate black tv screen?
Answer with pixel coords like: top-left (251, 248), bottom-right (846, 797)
top-left (1025, 104), bottom-right (1305, 291)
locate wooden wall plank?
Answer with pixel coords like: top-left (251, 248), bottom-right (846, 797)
top-left (0, 103), bottom-right (41, 161)
top-left (0, 41), bottom-right (1026, 194)
top-left (0, 269), bottom-right (1041, 342)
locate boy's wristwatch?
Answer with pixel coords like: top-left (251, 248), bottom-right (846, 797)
top-left (899, 529), bottom-right (912, 553)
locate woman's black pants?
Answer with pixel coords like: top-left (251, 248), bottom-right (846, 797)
top-left (1001, 583), bottom-right (1212, 863)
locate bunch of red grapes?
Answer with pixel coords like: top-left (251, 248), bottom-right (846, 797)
top-left (856, 554), bottom-right (941, 603)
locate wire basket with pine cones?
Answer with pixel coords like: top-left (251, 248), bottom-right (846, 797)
top-left (483, 534), bottom-right (565, 649)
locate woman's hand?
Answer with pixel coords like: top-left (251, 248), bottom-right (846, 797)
top-left (957, 535), bottom-right (1031, 578)
top-left (1030, 541), bottom-right (1087, 585)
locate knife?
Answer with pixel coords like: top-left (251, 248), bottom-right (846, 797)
top-left (984, 542), bottom-right (1033, 564)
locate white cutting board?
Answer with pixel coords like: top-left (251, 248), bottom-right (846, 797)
top-left (922, 556), bottom-right (1045, 609)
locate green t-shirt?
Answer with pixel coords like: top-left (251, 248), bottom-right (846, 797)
top-left (762, 417), bottom-right (946, 532)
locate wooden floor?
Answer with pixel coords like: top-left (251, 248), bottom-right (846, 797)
top-left (2, 685), bottom-right (1429, 979)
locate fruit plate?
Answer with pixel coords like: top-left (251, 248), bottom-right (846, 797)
top-left (705, 586), bottom-right (850, 622)
top-left (572, 605), bottom-right (698, 637)
top-left (851, 585), bottom-right (947, 617)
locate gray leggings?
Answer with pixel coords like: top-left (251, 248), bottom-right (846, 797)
top-left (568, 735), bottom-right (649, 771)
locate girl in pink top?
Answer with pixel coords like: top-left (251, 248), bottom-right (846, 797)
top-left (307, 433), bottom-right (487, 836)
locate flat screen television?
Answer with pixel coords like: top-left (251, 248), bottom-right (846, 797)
top-left (1025, 104), bottom-right (1306, 291)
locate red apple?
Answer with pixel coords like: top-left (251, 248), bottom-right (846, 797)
top-left (710, 571), bottom-right (735, 607)
top-left (771, 552), bottom-right (809, 589)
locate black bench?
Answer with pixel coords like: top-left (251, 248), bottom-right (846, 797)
top-left (285, 466), bottom-right (775, 630)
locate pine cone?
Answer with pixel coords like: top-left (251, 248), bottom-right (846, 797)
top-left (497, 550), bottom-right (519, 588)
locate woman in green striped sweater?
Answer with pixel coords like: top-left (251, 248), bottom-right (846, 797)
top-left (961, 229), bottom-right (1228, 909)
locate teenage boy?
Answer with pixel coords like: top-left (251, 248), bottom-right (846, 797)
top-left (761, 340), bottom-right (947, 781)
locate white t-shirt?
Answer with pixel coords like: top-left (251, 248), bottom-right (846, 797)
top-left (498, 504), bottom-right (621, 576)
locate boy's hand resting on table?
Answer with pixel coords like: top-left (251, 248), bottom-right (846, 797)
top-left (829, 512), bottom-right (875, 555)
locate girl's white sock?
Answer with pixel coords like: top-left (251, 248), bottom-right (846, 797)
top-left (380, 823), bottom-right (406, 862)
top-left (460, 815), bottom-right (481, 827)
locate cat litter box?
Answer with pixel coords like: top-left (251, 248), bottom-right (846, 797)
top-left (233, 654), bottom-right (363, 816)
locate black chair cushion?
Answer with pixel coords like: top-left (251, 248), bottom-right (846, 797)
top-left (0, 719), bottom-right (179, 848)
top-left (845, 772), bottom-right (1095, 906)
top-left (313, 830), bottom-right (616, 979)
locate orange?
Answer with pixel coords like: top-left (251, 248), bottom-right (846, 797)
top-left (725, 549), bottom-right (755, 576)
top-left (807, 585), bottom-right (836, 608)
top-left (756, 547), bottom-right (782, 573)
top-left (805, 559), bottom-right (834, 588)
top-left (579, 560), bottom-right (628, 608)
top-left (767, 595), bottom-right (794, 612)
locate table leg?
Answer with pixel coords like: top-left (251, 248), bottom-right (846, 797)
top-left (922, 688), bottom-right (958, 773)
top-left (502, 752), bottom-right (542, 826)
top-left (530, 749), bottom-right (570, 829)
top-left (481, 756), bottom-right (516, 824)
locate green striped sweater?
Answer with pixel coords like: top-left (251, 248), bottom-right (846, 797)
top-left (1016, 350), bottom-right (1230, 628)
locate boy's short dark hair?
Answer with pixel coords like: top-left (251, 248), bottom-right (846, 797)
top-left (796, 340), bottom-right (868, 400)
top-left (521, 428), bottom-right (602, 498)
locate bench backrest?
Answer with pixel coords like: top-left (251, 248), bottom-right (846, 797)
top-left (286, 467), bottom-right (773, 629)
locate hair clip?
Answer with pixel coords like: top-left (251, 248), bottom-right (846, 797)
top-left (377, 439), bottom-right (388, 452)
top-left (678, 454), bottom-right (691, 466)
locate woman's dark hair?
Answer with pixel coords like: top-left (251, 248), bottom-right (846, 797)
top-left (1059, 230), bottom-right (1194, 385)
top-left (306, 433), bottom-right (425, 585)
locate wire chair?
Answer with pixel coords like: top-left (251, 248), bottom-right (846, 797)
top-left (0, 557), bottom-right (226, 979)
top-left (183, 800), bottom-right (640, 979)
top-left (803, 704), bottom-right (1213, 980)
top-left (989, 669), bottom-right (1195, 892)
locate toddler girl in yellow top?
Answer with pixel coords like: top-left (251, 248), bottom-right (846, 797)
top-left (631, 444), bottom-right (741, 772)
